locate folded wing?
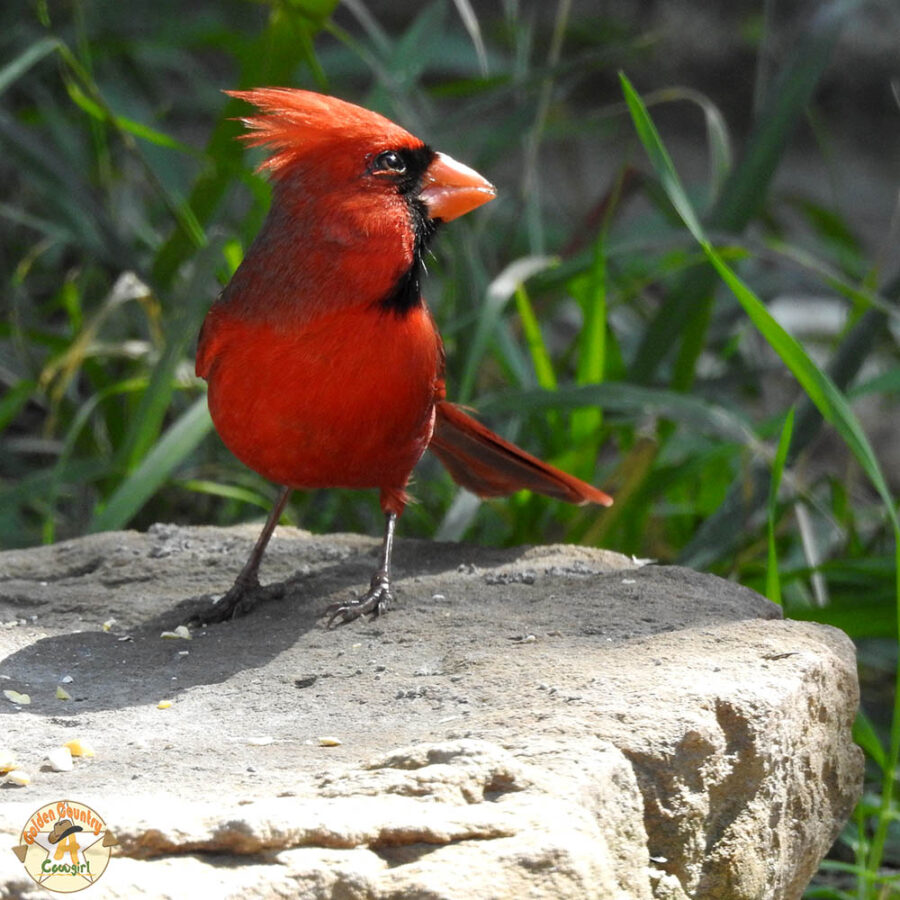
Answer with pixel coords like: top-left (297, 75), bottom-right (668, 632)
top-left (430, 401), bottom-right (613, 507)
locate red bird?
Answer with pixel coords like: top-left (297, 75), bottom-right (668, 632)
top-left (195, 88), bottom-right (612, 625)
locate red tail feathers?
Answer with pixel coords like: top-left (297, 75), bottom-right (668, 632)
top-left (429, 401), bottom-right (613, 507)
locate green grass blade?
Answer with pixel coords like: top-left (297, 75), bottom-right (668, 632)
top-left (638, 87), bottom-right (734, 202)
top-left (114, 325), bottom-right (194, 473)
top-left (113, 242), bottom-right (219, 474)
top-left (90, 397), bottom-right (213, 533)
top-left (853, 709), bottom-right (887, 773)
top-left (788, 592), bottom-right (896, 640)
top-left (150, 4), bottom-right (338, 289)
top-left (708, 0), bottom-right (860, 235)
top-left (42, 377), bottom-right (147, 544)
top-left (628, 0), bottom-right (857, 385)
top-left (458, 255), bottom-right (556, 402)
top-left (449, 0), bottom-right (488, 74)
top-left (63, 81), bottom-right (200, 155)
top-left (766, 407), bottom-right (794, 605)
top-left (177, 480), bottom-right (271, 510)
top-left (679, 302), bottom-right (892, 570)
top-left (850, 366), bottom-right (900, 398)
top-left (481, 383), bottom-right (760, 448)
top-left (622, 71), bottom-right (900, 884)
top-left (620, 71), bottom-right (898, 532)
top-left (0, 37), bottom-right (59, 95)
top-left (513, 284), bottom-right (557, 391)
top-left (56, 55), bottom-right (207, 253)
top-left (571, 237), bottom-right (606, 449)
top-left (0, 380), bottom-right (36, 432)
top-left (0, 460), bottom-right (109, 542)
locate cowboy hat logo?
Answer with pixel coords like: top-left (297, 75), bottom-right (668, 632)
top-left (12, 800), bottom-right (116, 893)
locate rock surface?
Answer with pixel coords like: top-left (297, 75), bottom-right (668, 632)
top-left (0, 524), bottom-right (862, 899)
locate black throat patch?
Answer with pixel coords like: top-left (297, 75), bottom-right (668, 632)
top-left (379, 145), bottom-right (439, 316)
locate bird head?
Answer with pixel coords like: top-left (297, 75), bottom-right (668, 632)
top-left (226, 88), bottom-right (496, 225)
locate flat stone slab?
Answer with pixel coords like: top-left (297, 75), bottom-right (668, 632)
top-left (0, 525), bottom-right (862, 898)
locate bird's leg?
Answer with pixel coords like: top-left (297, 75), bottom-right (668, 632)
top-left (189, 486), bottom-right (292, 624)
top-left (327, 512), bottom-right (397, 627)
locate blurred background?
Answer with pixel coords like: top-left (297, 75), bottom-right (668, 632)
top-left (1, 0), bottom-right (899, 893)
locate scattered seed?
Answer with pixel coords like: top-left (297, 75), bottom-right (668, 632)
top-left (3, 690), bottom-right (30, 705)
top-left (46, 747), bottom-right (73, 772)
top-left (160, 625), bottom-right (191, 640)
top-left (64, 739), bottom-right (95, 758)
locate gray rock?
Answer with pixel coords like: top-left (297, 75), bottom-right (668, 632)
top-left (0, 525), bottom-right (862, 898)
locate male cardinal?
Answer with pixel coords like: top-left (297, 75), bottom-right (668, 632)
top-left (195, 88), bottom-right (612, 626)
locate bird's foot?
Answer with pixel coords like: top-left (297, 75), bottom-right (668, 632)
top-left (326, 572), bottom-right (393, 627)
top-left (186, 577), bottom-right (285, 626)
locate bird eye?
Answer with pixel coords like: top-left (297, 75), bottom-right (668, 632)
top-left (372, 150), bottom-right (407, 175)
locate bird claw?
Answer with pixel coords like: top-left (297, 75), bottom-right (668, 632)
top-left (186, 579), bottom-right (285, 626)
top-left (326, 574), bottom-right (393, 627)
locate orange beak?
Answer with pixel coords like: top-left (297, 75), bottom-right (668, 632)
top-left (418, 152), bottom-right (496, 222)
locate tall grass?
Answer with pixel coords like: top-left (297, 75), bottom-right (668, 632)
top-left (1, 0), bottom-right (898, 892)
